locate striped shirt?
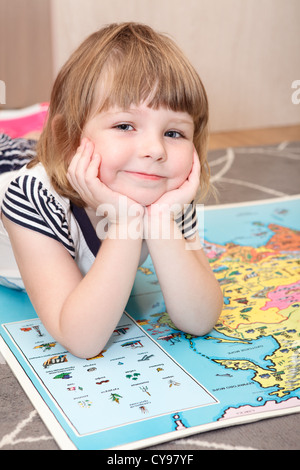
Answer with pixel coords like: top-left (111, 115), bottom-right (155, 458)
top-left (0, 133), bottom-right (36, 173)
top-left (2, 173), bottom-right (76, 258)
top-left (0, 134), bottom-right (198, 288)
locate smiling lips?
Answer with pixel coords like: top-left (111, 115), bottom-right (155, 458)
top-left (124, 171), bottom-right (164, 181)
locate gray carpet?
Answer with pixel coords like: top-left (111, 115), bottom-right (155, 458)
top-left (0, 141), bottom-right (299, 450)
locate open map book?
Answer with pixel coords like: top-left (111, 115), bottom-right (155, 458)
top-left (0, 196), bottom-right (299, 449)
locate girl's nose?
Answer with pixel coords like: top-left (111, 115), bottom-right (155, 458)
top-left (139, 135), bottom-right (167, 162)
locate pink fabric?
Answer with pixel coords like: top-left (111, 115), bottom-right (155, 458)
top-left (0, 103), bottom-right (49, 137)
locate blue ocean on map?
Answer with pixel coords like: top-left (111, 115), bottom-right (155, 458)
top-left (202, 198), bottom-right (300, 247)
top-left (155, 326), bottom-right (300, 429)
top-left (155, 327), bottom-right (284, 416)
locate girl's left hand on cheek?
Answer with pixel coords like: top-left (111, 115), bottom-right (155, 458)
top-left (146, 149), bottom-right (200, 217)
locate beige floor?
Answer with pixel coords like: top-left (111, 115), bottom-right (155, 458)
top-left (208, 124), bottom-right (300, 150)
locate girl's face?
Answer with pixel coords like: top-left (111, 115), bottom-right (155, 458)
top-left (83, 102), bottom-right (195, 206)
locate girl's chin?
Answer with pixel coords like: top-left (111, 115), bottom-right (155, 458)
top-left (115, 188), bottom-right (166, 207)
top-left (126, 194), bottom-right (161, 207)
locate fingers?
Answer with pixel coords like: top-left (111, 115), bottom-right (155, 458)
top-left (85, 152), bottom-right (101, 182)
top-left (189, 149), bottom-right (201, 180)
top-left (67, 138), bottom-right (100, 205)
top-left (155, 151), bottom-right (200, 212)
top-left (84, 153), bottom-right (105, 201)
top-left (177, 150), bottom-right (200, 195)
top-left (184, 149), bottom-right (200, 196)
top-left (68, 139), bottom-right (90, 184)
top-left (71, 139), bottom-right (94, 178)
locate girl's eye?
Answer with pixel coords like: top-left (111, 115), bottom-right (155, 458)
top-left (165, 130), bottom-right (184, 139)
top-left (115, 123), bottom-right (134, 131)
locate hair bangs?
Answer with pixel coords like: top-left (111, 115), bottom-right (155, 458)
top-left (93, 32), bottom-right (206, 126)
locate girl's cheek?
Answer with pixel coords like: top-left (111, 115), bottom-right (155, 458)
top-left (179, 155), bottom-right (193, 180)
top-left (97, 164), bottom-right (111, 185)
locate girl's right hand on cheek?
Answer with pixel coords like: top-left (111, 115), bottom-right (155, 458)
top-left (67, 138), bottom-right (98, 209)
top-left (67, 138), bottom-right (144, 225)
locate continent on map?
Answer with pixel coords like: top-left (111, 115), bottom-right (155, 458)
top-left (140, 222), bottom-right (300, 400)
top-left (203, 223), bottom-right (300, 397)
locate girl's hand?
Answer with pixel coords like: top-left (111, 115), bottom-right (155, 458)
top-left (67, 138), bottom-right (144, 226)
top-left (146, 149), bottom-right (200, 218)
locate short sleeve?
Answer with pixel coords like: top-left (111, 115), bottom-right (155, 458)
top-left (175, 200), bottom-right (198, 239)
top-left (1, 174), bottom-right (76, 258)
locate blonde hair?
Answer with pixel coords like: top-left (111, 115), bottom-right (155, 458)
top-left (30, 22), bottom-right (210, 206)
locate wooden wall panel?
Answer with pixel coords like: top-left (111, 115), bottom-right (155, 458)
top-left (0, 0), bottom-right (53, 109)
top-left (50, 0), bottom-right (300, 132)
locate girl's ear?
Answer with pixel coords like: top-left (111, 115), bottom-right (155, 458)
top-left (51, 114), bottom-right (78, 150)
top-left (50, 114), bottom-right (73, 163)
top-left (51, 114), bottom-right (64, 143)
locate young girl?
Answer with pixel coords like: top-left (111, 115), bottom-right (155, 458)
top-left (0, 23), bottom-right (223, 358)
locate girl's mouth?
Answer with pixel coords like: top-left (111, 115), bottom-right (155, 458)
top-left (125, 171), bottom-right (164, 181)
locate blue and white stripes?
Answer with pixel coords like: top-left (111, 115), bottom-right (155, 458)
top-left (2, 174), bottom-right (76, 258)
top-left (175, 200), bottom-right (198, 239)
top-left (0, 134), bottom-right (36, 174)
